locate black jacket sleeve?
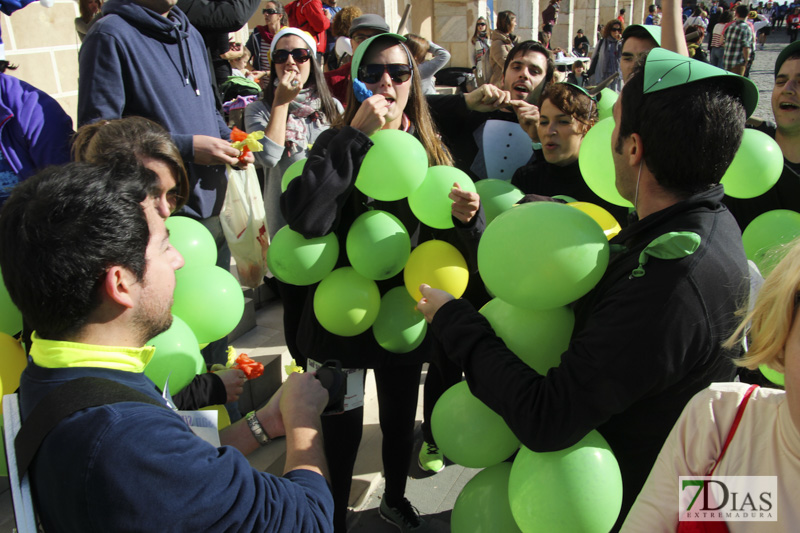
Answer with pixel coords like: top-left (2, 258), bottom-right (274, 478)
top-left (172, 373), bottom-right (227, 410)
top-left (429, 261), bottom-right (718, 453)
top-left (177, 0), bottom-right (262, 32)
top-left (280, 126), bottom-right (373, 238)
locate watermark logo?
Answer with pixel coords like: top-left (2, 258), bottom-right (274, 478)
top-left (679, 476), bottom-right (777, 522)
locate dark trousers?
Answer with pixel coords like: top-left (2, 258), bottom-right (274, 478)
top-left (322, 364), bottom-right (422, 532)
top-left (421, 356), bottom-right (463, 444)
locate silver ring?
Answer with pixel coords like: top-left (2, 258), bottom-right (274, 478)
top-left (291, 80), bottom-right (300, 87)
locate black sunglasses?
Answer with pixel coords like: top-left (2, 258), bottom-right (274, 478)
top-left (556, 65), bottom-right (569, 72)
top-left (357, 63), bottom-right (412, 84)
top-left (272, 48), bottom-right (312, 64)
top-left (477, 22), bottom-right (487, 26)
top-left (611, 26), bottom-right (622, 31)
top-left (263, 8), bottom-right (278, 14)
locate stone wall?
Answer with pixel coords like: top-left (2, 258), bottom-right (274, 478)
top-left (1, 1), bottom-right (81, 124)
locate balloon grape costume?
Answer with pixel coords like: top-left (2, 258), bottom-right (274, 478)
top-left (276, 32), bottom-right (484, 531)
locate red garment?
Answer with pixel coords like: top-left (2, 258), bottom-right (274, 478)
top-left (285, 0), bottom-right (330, 53)
top-left (324, 61), bottom-right (350, 104)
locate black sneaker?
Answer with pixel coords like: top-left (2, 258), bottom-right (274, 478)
top-left (379, 496), bottom-right (426, 532)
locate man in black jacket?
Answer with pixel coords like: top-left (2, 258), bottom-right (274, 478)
top-left (417, 49), bottom-right (758, 529)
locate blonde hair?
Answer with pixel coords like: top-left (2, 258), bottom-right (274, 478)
top-left (723, 239), bottom-right (800, 373)
top-left (72, 117), bottom-right (190, 211)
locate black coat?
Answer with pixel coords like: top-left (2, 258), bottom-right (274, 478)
top-left (430, 185), bottom-right (748, 527)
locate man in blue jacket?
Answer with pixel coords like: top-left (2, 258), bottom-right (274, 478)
top-left (0, 162), bottom-right (333, 532)
top-left (78, 0), bottom-right (255, 369)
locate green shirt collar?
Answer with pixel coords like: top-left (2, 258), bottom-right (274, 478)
top-left (30, 332), bottom-right (155, 372)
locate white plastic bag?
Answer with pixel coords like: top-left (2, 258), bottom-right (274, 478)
top-left (221, 164), bottom-right (269, 288)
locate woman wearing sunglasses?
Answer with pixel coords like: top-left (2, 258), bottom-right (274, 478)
top-left (512, 83), bottom-right (629, 226)
top-left (471, 16), bottom-right (491, 86)
top-left (244, 27), bottom-right (342, 239)
top-left (245, 1), bottom-right (288, 73)
top-left (281, 33), bottom-right (483, 532)
top-left (588, 19), bottom-right (624, 92)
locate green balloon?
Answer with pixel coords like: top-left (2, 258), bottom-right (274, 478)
top-left (165, 216), bottom-right (217, 268)
top-left (267, 226), bottom-right (339, 286)
top-left (596, 88), bottom-right (618, 121)
top-left (372, 286), bottom-right (427, 353)
top-left (509, 431), bottom-right (623, 533)
top-left (346, 210), bottom-right (410, 280)
top-left (479, 299), bottom-right (573, 374)
top-left (451, 463), bottom-right (523, 533)
top-left (313, 267), bottom-right (380, 336)
top-left (281, 157), bottom-right (307, 193)
top-left (171, 265), bottom-right (245, 344)
top-left (356, 129), bottom-right (429, 201)
top-left (409, 166), bottom-right (477, 229)
top-left (478, 202), bottom-right (610, 311)
top-left (760, 364), bottom-right (785, 387)
top-left (721, 129), bottom-right (783, 199)
top-left (578, 118), bottom-right (633, 208)
top-left (474, 179), bottom-right (524, 225)
top-left (742, 209), bottom-right (800, 276)
top-left (431, 381), bottom-right (520, 468)
top-left (0, 268), bottom-right (22, 336)
top-left (145, 315), bottom-right (204, 394)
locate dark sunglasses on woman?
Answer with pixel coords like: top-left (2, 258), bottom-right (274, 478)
top-left (357, 64), bottom-right (412, 84)
top-left (272, 48), bottom-right (312, 64)
top-left (263, 8), bottom-right (278, 14)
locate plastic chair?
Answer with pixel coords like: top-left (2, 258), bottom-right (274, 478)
top-left (3, 393), bottom-right (37, 533)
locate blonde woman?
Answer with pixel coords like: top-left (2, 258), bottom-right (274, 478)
top-left (623, 240), bottom-right (800, 530)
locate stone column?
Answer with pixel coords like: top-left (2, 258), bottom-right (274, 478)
top-left (573, 0), bottom-right (600, 48)
top-left (552, 0), bottom-right (574, 52)
top-left (493, 0), bottom-right (539, 41)
top-left (632, 0), bottom-right (647, 25)
top-left (432, 0), bottom-right (471, 67)
top-left (599, 0), bottom-right (619, 28)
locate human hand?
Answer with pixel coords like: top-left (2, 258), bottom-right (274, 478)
top-left (465, 83), bottom-right (513, 112)
top-left (416, 283), bottom-right (455, 323)
top-left (213, 368), bottom-right (246, 403)
top-left (274, 68), bottom-right (303, 107)
top-left (350, 94), bottom-right (390, 135)
top-left (511, 100), bottom-right (541, 142)
top-left (450, 182), bottom-right (481, 224)
top-left (233, 150), bottom-right (255, 170)
top-left (279, 372), bottom-right (329, 425)
top-left (193, 135), bottom-right (242, 166)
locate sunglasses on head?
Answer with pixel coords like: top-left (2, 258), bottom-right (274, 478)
top-left (263, 8), bottom-right (278, 14)
top-left (357, 63), bottom-right (412, 84)
top-left (272, 48), bottom-right (312, 64)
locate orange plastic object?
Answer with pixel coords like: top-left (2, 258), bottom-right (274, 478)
top-left (233, 353), bottom-right (264, 380)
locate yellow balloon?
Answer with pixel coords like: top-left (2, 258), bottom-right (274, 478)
top-left (0, 332), bottom-right (26, 389)
top-left (200, 404), bottom-right (232, 430)
top-left (567, 202), bottom-right (622, 240)
top-left (404, 240), bottom-right (469, 302)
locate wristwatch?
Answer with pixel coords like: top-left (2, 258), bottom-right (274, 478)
top-left (245, 410), bottom-right (271, 446)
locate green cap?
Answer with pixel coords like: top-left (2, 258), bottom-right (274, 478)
top-left (642, 48), bottom-right (758, 117)
top-left (350, 33), bottom-right (407, 83)
top-left (622, 24), bottom-right (662, 46)
top-left (775, 40), bottom-right (800, 77)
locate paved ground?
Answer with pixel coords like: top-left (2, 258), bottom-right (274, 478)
top-left (0, 32), bottom-right (788, 532)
